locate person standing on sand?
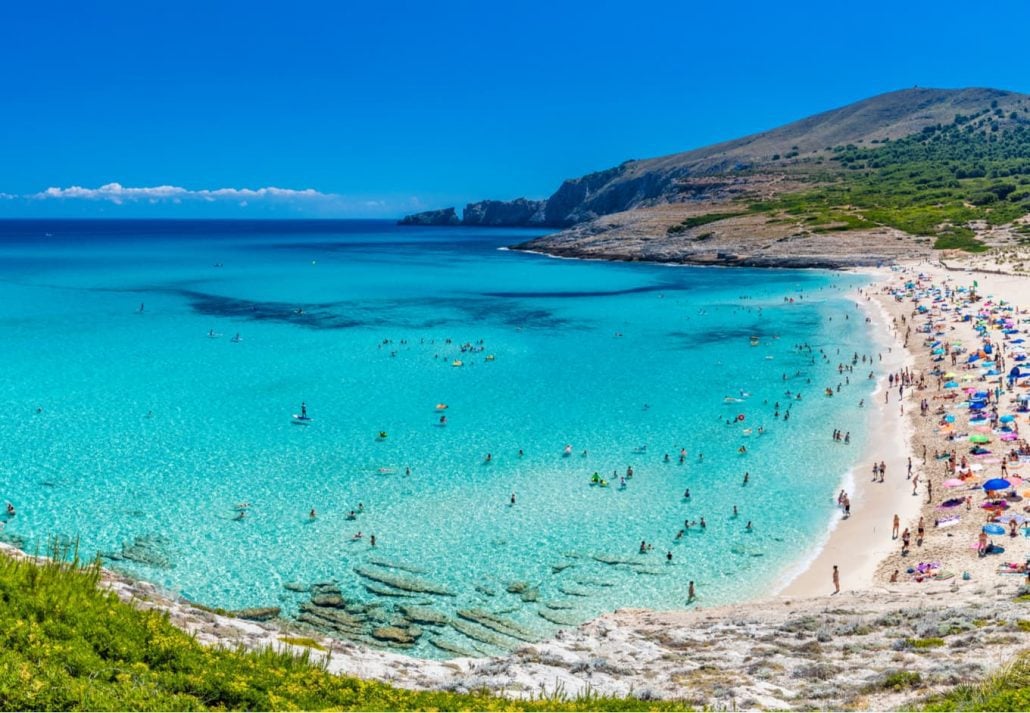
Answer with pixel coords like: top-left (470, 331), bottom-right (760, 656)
top-left (832, 565), bottom-right (840, 594)
top-left (892, 514), bottom-right (900, 539)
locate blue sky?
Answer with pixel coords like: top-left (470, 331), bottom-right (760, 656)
top-left (3, 0), bottom-right (1030, 218)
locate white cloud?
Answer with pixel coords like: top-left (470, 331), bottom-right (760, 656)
top-left (30, 182), bottom-right (333, 204)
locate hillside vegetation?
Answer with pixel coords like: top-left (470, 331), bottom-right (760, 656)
top-left (745, 102), bottom-right (1030, 251)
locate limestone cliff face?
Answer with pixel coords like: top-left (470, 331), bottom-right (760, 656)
top-left (397, 207), bottom-right (461, 226)
top-left (461, 198), bottom-right (547, 226)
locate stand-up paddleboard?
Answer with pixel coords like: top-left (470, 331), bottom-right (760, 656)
top-left (292, 414), bottom-right (313, 425)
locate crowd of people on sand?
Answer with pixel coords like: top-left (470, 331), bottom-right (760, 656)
top-left (864, 267), bottom-right (1030, 591)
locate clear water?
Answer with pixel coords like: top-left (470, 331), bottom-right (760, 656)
top-left (0, 220), bottom-right (876, 657)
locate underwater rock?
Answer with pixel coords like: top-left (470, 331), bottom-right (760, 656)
top-left (592, 553), bottom-right (639, 566)
top-left (283, 582), bottom-right (310, 593)
top-left (519, 587), bottom-right (539, 603)
top-left (372, 625), bottom-right (420, 645)
top-left (364, 582), bottom-right (420, 598)
top-left (474, 584), bottom-right (496, 597)
top-left (310, 594), bottom-right (346, 608)
top-left (398, 604), bottom-right (450, 626)
top-left (505, 581), bottom-right (528, 594)
top-left (428, 636), bottom-right (482, 658)
top-left (537, 608), bottom-right (582, 627)
top-left (100, 534), bottom-right (173, 569)
top-left (450, 619), bottom-right (515, 649)
top-left (457, 609), bottom-right (536, 642)
top-left (366, 557), bottom-right (426, 574)
top-left (230, 606), bottom-right (281, 622)
top-left (558, 583), bottom-right (594, 597)
top-left (354, 565), bottom-right (454, 596)
top-left (542, 600), bottom-right (575, 610)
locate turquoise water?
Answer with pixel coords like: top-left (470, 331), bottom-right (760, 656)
top-left (0, 220), bottom-right (876, 656)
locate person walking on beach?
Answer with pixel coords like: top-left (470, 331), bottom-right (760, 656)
top-left (892, 514), bottom-right (900, 539)
top-left (832, 565), bottom-right (840, 594)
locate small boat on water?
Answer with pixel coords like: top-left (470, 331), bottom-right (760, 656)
top-left (452, 360), bottom-right (463, 367)
top-left (750, 336), bottom-right (760, 346)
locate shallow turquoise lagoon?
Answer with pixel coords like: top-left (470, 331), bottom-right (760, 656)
top-left (0, 220), bottom-right (877, 656)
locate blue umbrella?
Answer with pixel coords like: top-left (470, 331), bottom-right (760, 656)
top-left (1000, 415), bottom-right (1015, 423)
top-left (983, 524), bottom-right (1006, 535)
top-left (944, 414), bottom-right (956, 423)
top-left (983, 478), bottom-right (1011, 491)
top-left (944, 381), bottom-right (959, 388)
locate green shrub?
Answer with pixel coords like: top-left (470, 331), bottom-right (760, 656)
top-left (0, 548), bottom-right (684, 711)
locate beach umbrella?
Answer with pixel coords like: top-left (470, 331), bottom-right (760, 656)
top-left (983, 478), bottom-right (1011, 491)
top-left (983, 523), bottom-right (1006, 535)
top-left (944, 414), bottom-right (956, 423)
top-left (1000, 414), bottom-right (1015, 423)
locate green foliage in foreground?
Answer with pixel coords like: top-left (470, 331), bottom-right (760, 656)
top-left (923, 650), bottom-right (1030, 711)
top-left (0, 550), bottom-right (686, 711)
top-left (751, 113), bottom-right (1030, 251)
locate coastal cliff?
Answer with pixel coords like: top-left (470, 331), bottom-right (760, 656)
top-left (399, 87), bottom-right (1030, 266)
top-left (397, 207), bottom-right (461, 226)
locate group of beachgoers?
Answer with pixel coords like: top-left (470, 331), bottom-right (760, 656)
top-left (874, 269), bottom-right (1030, 587)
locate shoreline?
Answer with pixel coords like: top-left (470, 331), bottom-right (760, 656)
top-left (776, 275), bottom-right (922, 596)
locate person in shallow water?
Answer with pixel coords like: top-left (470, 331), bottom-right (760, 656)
top-left (309, 508), bottom-right (316, 519)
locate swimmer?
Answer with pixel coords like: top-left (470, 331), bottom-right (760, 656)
top-left (666, 551), bottom-right (672, 562)
top-left (234, 510), bottom-right (246, 521)
top-left (510, 492), bottom-right (516, 505)
top-left (639, 540), bottom-right (647, 554)
top-left (358, 502), bottom-right (364, 512)
top-left (743, 472), bottom-right (749, 485)
top-left (563, 444), bottom-right (572, 457)
top-left (738, 445), bottom-right (747, 454)
top-left (5, 503), bottom-right (14, 516)
top-left (353, 531), bottom-right (363, 540)
top-left (733, 505), bottom-right (738, 517)
top-left (440, 415), bottom-right (447, 424)
top-left (139, 302), bottom-right (145, 313)
top-left (664, 453), bottom-right (670, 463)
top-left (626, 466), bottom-right (633, 478)
top-left (485, 453), bottom-right (492, 463)
top-left (518, 449), bottom-right (524, 457)
top-left (700, 517), bottom-right (706, 529)
top-left (347, 510), bottom-right (357, 520)
top-left (370, 534), bottom-right (376, 547)
top-left (746, 521), bottom-right (753, 531)
top-left (683, 489), bottom-right (690, 499)
top-left (309, 508), bottom-right (317, 519)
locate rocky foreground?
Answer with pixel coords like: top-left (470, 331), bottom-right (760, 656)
top-left (94, 556), bottom-right (1029, 711)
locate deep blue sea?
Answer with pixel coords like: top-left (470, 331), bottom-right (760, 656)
top-left (0, 219), bottom-right (878, 656)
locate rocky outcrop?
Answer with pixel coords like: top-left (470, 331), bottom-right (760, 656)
top-left (397, 207), bottom-right (461, 226)
top-left (461, 198), bottom-right (547, 226)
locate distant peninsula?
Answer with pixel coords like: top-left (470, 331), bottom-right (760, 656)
top-left (401, 87), bottom-right (1030, 267)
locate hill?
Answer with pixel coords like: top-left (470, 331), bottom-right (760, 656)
top-left (401, 87), bottom-right (1030, 267)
